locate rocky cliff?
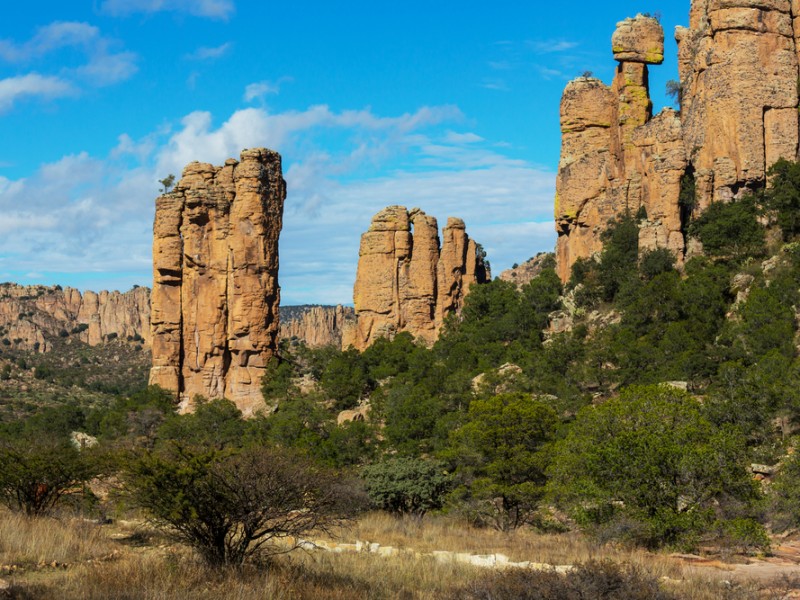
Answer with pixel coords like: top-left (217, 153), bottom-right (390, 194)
top-left (279, 305), bottom-right (356, 348)
top-left (347, 206), bottom-right (490, 350)
top-left (149, 148), bottom-right (286, 416)
top-left (0, 283), bottom-right (150, 352)
top-left (555, 2), bottom-right (800, 281)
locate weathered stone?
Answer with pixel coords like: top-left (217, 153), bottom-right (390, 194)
top-left (612, 14), bottom-right (666, 64)
top-left (680, 0), bottom-right (798, 206)
top-left (555, 78), bottom-right (617, 280)
top-left (149, 148), bottom-right (285, 416)
top-left (497, 253), bottom-right (555, 288)
top-left (349, 206), bottom-right (489, 350)
top-left (0, 283), bottom-right (150, 353)
top-left (279, 305), bottom-right (356, 348)
top-left (555, 0), bottom-right (800, 280)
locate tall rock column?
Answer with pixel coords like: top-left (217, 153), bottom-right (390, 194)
top-left (436, 217), bottom-right (488, 330)
top-left (149, 148), bottom-right (286, 415)
top-left (554, 77), bottom-right (616, 281)
top-left (677, 0), bottom-right (799, 208)
top-left (351, 206), bottom-right (412, 350)
top-left (349, 206), bottom-right (489, 351)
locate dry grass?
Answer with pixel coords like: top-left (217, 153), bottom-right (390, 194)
top-left (337, 511), bottom-right (684, 576)
top-left (0, 510), bottom-right (114, 568)
top-left (1, 510), bottom-right (799, 599)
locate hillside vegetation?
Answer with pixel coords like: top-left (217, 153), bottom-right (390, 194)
top-left (5, 162), bottom-right (800, 596)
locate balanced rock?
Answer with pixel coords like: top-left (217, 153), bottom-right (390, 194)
top-left (554, 1), bottom-right (800, 281)
top-left (348, 206), bottom-right (489, 350)
top-left (612, 14), bottom-right (665, 63)
top-left (149, 148), bottom-right (286, 415)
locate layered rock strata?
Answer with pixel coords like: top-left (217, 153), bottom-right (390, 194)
top-left (555, 3), bottom-right (800, 281)
top-left (348, 206), bottom-right (489, 351)
top-left (279, 305), bottom-right (356, 348)
top-left (149, 148), bottom-right (286, 415)
top-left (0, 283), bottom-right (150, 353)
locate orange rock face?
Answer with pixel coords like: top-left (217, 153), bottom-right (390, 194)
top-left (678, 0), bottom-right (799, 208)
top-left (149, 148), bottom-right (286, 416)
top-left (348, 206), bottom-right (490, 350)
top-left (0, 283), bottom-right (150, 352)
top-left (555, 3), bottom-right (800, 281)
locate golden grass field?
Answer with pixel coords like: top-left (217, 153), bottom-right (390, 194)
top-left (1, 510), bottom-right (800, 599)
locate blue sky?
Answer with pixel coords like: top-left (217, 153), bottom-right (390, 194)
top-left (0, 0), bottom-right (687, 305)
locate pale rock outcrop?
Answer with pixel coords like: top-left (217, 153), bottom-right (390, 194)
top-left (555, 3), bottom-right (800, 281)
top-left (336, 403), bottom-right (370, 425)
top-left (279, 305), bottom-right (356, 348)
top-left (149, 148), bottom-right (285, 416)
top-left (0, 283), bottom-right (150, 353)
top-left (349, 206), bottom-right (489, 350)
top-left (498, 253), bottom-right (555, 288)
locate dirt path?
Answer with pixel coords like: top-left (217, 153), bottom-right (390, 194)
top-left (671, 543), bottom-right (800, 584)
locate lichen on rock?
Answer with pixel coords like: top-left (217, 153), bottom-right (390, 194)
top-left (554, 0), bottom-right (800, 281)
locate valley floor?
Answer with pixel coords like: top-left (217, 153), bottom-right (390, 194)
top-left (2, 511), bottom-right (800, 599)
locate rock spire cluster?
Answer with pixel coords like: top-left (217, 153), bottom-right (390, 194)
top-left (345, 206), bottom-right (490, 351)
top-left (0, 283), bottom-right (150, 352)
top-left (555, 2), bottom-right (800, 281)
top-left (149, 148), bottom-right (286, 415)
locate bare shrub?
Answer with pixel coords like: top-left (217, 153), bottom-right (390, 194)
top-left (122, 443), bottom-right (365, 566)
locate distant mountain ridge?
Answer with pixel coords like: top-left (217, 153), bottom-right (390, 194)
top-left (0, 282), bottom-right (351, 354)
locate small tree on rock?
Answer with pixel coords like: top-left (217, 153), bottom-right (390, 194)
top-left (158, 174), bottom-right (176, 193)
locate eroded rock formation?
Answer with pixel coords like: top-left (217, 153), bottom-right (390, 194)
top-left (498, 253), bottom-right (555, 289)
top-left (678, 0), bottom-right (799, 209)
top-left (279, 305), bottom-right (356, 348)
top-left (149, 148), bottom-right (285, 415)
top-left (555, 3), bottom-right (800, 281)
top-left (0, 283), bottom-right (150, 352)
top-left (348, 206), bottom-right (489, 350)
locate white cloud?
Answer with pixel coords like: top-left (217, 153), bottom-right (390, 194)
top-left (481, 79), bottom-right (509, 92)
top-left (153, 104), bottom-right (462, 178)
top-left (0, 22), bottom-right (99, 62)
top-left (0, 102), bottom-right (556, 302)
top-left (0, 22), bottom-right (137, 106)
top-left (442, 131), bottom-right (484, 145)
top-left (0, 74), bottom-right (75, 112)
top-left (243, 79), bottom-right (285, 102)
top-left (76, 48), bottom-right (138, 86)
top-left (100, 0), bottom-right (235, 20)
top-left (185, 43), bottom-right (232, 61)
top-left (528, 40), bottom-right (580, 54)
